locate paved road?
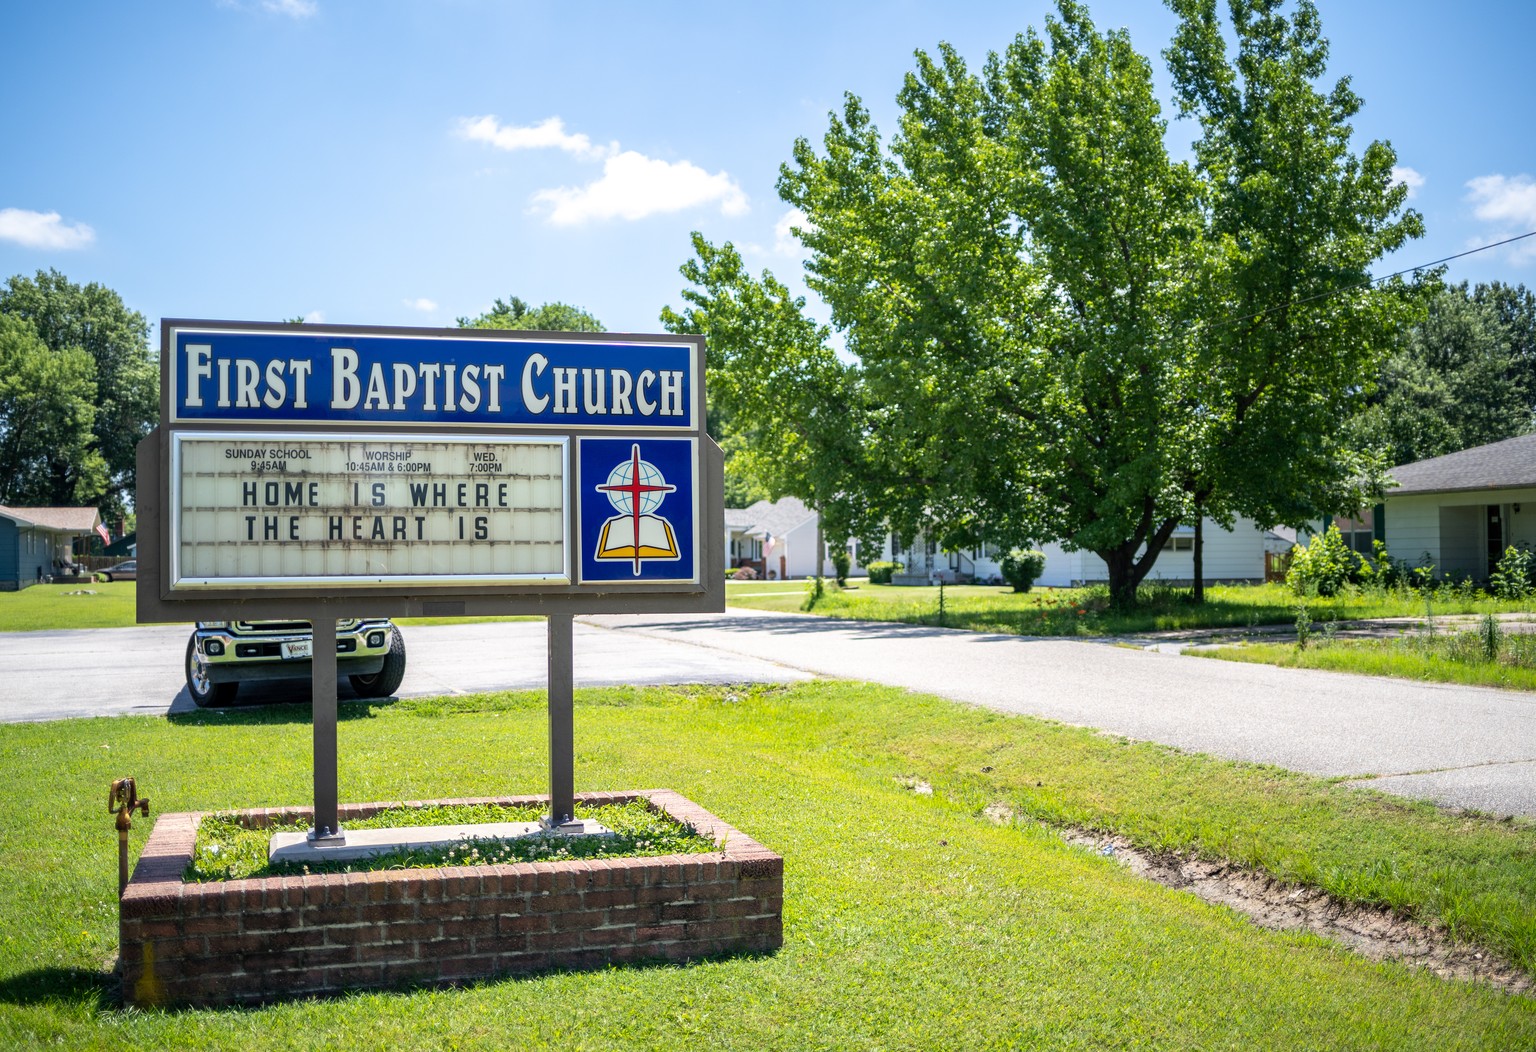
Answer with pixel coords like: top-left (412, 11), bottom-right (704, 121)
top-left (584, 610), bottom-right (1536, 818)
top-left (0, 621), bottom-right (810, 723)
top-left (7, 611), bottom-right (1533, 817)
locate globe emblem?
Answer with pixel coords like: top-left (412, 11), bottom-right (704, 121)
top-left (603, 455), bottom-right (669, 514)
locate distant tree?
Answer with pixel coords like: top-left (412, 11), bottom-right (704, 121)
top-left (0, 315), bottom-right (105, 506)
top-left (0, 270), bottom-right (155, 514)
top-left (457, 296), bottom-right (605, 333)
top-left (1350, 280), bottom-right (1531, 468)
top-left (1472, 280), bottom-right (1536, 411)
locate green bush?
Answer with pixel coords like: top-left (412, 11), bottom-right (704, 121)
top-left (1285, 525), bottom-right (1362, 598)
top-left (867, 560), bottom-right (902, 585)
top-left (1490, 545), bottom-right (1534, 600)
top-left (831, 548), bottom-right (851, 587)
top-left (1354, 539), bottom-right (1409, 591)
top-left (1001, 548), bottom-right (1047, 593)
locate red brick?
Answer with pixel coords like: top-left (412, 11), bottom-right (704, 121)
top-left (660, 902), bottom-right (709, 922)
top-left (633, 924), bottom-right (685, 943)
top-left (582, 889), bottom-right (636, 910)
top-left (497, 912), bottom-right (550, 935)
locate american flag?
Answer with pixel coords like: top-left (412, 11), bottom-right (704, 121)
top-left (95, 522), bottom-right (110, 545)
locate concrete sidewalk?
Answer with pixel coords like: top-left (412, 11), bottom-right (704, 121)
top-left (584, 609), bottom-right (1536, 818)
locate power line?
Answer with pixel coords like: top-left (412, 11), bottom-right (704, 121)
top-left (1202, 229), bottom-right (1536, 335)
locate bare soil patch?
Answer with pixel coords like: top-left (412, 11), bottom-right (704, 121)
top-left (977, 798), bottom-right (1532, 995)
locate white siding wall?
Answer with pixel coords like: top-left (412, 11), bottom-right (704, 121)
top-left (784, 518), bottom-right (820, 578)
top-left (1385, 487), bottom-right (1536, 579)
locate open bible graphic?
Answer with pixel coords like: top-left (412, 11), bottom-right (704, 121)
top-left (595, 444), bottom-right (679, 575)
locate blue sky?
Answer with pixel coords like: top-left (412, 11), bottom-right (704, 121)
top-left (3, 1), bottom-right (1534, 342)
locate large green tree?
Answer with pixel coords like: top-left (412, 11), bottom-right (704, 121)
top-left (457, 296), bottom-right (605, 333)
top-left (0, 270), bottom-right (156, 513)
top-left (762, 0), bottom-right (1418, 604)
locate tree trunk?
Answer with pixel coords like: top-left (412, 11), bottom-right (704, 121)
top-left (1102, 548), bottom-right (1139, 609)
top-left (1193, 512), bottom-right (1205, 603)
top-left (815, 512), bottom-right (826, 581)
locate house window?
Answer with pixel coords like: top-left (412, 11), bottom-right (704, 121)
top-left (1333, 511), bottom-right (1375, 556)
top-left (1163, 536), bottom-right (1194, 552)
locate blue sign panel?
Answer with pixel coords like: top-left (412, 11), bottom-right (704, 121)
top-left (168, 326), bottom-right (697, 430)
top-left (577, 438), bottom-right (697, 584)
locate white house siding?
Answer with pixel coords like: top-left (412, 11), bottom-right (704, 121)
top-left (1034, 518), bottom-right (1267, 587)
top-left (1385, 487), bottom-right (1536, 579)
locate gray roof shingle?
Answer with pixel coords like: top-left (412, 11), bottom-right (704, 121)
top-left (1387, 432), bottom-right (1536, 495)
top-left (724, 496), bottom-right (816, 538)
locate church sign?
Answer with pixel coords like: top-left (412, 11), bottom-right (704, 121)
top-left (139, 320), bottom-right (721, 616)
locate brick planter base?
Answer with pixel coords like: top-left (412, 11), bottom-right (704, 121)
top-left (119, 790), bottom-right (782, 1007)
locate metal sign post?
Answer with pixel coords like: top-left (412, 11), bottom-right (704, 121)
top-left (137, 321), bottom-right (723, 837)
top-left (310, 617), bottom-right (341, 840)
top-left (546, 613), bottom-right (575, 829)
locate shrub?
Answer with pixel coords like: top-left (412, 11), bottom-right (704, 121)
top-left (831, 548), bottom-right (851, 587)
top-left (730, 566), bottom-right (758, 581)
top-left (1490, 545), bottom-right (1534, 600)
top-left (867, 560), bottom-right (902, 585)
top-left (1355, 540), bottom-right (1409, 591)
top-left (1000, 548), bottom-right (1047, 593)
top-left (1285, 525), bottom-right (1362, 597)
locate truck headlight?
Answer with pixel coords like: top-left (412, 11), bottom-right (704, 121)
top-left (366, 631), bottom-right (385, 648)
top-left (204, 640), bottom-right (225, 656)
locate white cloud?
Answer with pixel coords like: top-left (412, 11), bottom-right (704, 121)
top-left (304, 310), bottom-right (325, 324)
top-left (262, 0), bottom-right (316, 17)
top-left (1467, 174), bottom-right (1536, 227)
top-left (0, 208), bottom-right (95, 250)
top-left (458, 115), bottom-right (747, 226)
top-left (456, 115), bottom-right (612, 161)
top-left (1391, 166), bottom-right (1424, 199)
top-left (402, 297), bottom-right (438, 312)
top-left (532, 151), bottom-right (748, 226)
top-left (1465, 174), bottom-right (1536, 263)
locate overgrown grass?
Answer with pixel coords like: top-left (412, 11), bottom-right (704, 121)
top-left (731, 579), bottom-right (1535, 636)
top-left (1, 682), bottom-right (1533, 1048)
top-left (1200, 620), bottom-right (1536, 692)
top-left (188, 799), bottom-right (715, 881)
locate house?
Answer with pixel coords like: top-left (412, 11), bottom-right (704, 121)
top-left (0, 506), bottom-right (104, 591)
top-left (724, 496), bottom-right (860, 579)
top-left (1381, 432), bottom-right (1536, 580)
top-left (886, 515), bottom-right (1276, 586)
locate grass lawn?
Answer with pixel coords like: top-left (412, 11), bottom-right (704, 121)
top-left (2, 681), bottom-right (1533, 1049)
top-left (727, 579), bottom-right (1536, 637)
top-left (0, 581), bottom-right (540, 632)
top-left (1198, 623), bottom-right (1536, 693)
top-left (0, 581), bottom-right (153, 632)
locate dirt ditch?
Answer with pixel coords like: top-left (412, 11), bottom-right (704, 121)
top-left (972, 801), bottom-right (1530, 995)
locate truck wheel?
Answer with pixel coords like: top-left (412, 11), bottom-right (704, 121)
top-left (349, 628), bottom-right (406, 698)
top-left (186, 634), bottom-right (239, 707)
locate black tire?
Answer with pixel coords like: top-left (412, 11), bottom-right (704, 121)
top-left (349, 628), bottom-right (406, 698)
top-left (185, 634), bottom-right (239, 707)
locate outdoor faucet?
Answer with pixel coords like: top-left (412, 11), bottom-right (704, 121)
top-left (108, 777), bottom-right (150, 895)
